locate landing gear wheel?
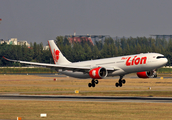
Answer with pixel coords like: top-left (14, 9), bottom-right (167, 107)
top-left (154, 74), bottom-right (157, 78)
top-left (92, 83), bottom-right (95, 87)
top-left (122, 79), bottom-right (126, 84)
top-left (119, 82), bottom-right (122, 87)
top-left (115, 83), bottom-right (119, 87)
top-left (95, 80), bottom-right (99, 84)
top-left (88, 83), bottom-right (92, 87)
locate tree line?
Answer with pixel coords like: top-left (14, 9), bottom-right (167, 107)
top-left (0, 36), bottom-right (171, 66)
top-left (0, 42), bottom-right (52, 66)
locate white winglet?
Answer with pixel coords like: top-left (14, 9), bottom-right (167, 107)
top-left (48, 40), bottom-right (71, 64)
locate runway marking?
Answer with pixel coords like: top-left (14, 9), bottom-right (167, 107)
top-left (0, 95), bottom-right (172, 103)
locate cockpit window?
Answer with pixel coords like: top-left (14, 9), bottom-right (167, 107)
top-left (156, 56), bottom-right (166, 59)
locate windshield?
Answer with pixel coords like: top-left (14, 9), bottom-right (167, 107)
top-left (156, 56), bottom-right (166, 59)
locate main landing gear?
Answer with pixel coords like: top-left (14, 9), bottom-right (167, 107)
top-left (88, 76), bottom-right (126, 88)
top-left (115, 76), bottom-right (126, 87)
top-left (88, 79), bottom-right (99, 87)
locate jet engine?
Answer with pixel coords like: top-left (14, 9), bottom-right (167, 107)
top-left (137, 70), bottom-right (157, 78)
top-left (89, 67), bottom-right (107, 79)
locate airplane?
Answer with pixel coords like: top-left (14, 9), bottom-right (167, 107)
top-left (3, 40), bottom-right (168, 87)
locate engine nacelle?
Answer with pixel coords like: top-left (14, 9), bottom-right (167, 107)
top-left (137, 70), bottom-right (156, 78)
top-left (89, 67), bottom-right (107, 79)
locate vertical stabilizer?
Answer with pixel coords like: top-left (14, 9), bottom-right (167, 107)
top-left (48, 40), bottom-right (71, 64)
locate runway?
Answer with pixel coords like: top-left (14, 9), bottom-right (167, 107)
top-left (0, 94), bottom-right (172, 103)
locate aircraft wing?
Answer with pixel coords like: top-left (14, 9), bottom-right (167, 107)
top-left (3, 56), bottom-right (118, 72)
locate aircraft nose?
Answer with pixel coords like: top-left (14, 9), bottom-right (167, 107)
top-left (164, 58), bottom-right (168, 65)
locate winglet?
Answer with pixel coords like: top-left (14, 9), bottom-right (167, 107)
top-left (3, 56), bottom-right (19, 62)
top-left (3, 56), bottom-right (8, 61)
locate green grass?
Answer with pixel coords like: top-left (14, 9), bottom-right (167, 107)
top-left (157, 68), bottom-right (172, 73)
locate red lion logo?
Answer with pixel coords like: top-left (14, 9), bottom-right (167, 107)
top-left (53, 49), bottom-right (60, 63)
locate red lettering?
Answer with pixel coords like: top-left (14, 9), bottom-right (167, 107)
top-left (140, 57), bottom-right (147, 64)
top-left (126, 57), bottom-right (131, 66)
top-left (135, 57), bottom-right (140, 65)
top-left (126, 56), bottom-right (147, 66)
top-left (132, 56), bottom-right (137, 65)
top-left (121, 57), bottom-right (125, 60)
top-left (121, 57), bottom-right (128, 60)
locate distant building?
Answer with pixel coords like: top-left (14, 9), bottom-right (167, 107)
top-left (17, 41), bottom-right (30, 47)
top-left (65, 32), bottom-right (93, 45)
top-left (0, 38), bottom-right (30, 47)
top-left (0, 39), bottom-right (9, 44)
top-left (9, 38), bottom-right (18, 45)
top-left (65, 32), bottom-right (110, 45)
top-left (43, 45), bottom-right (49, 50)
top-left (67, 36), bottom-right (93, 45)
top-left (0, 39), bottom-right (8, 44)
top-left (150, 35), bottom-right (172, 40)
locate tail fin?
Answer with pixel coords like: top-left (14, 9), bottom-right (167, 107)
top-left (48, 40), bottom-right (71, 64)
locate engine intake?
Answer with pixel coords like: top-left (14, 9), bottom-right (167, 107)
top-left (89, 67), bottom-right (107, 79)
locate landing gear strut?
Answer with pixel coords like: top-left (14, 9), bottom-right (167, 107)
top-left (115, 76), bottom-right (126, 87)
top-left (88, 79), bottom-right (99, 87)
top-left (153, 74), bottom-right (157, 78)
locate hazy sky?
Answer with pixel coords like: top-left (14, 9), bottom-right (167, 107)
top-left (1, 0), bottom-right (172, 45)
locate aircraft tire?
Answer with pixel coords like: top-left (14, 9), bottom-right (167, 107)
top-left (154, 74), bottom-right (157, 78)
top-left (95, 80), bottom-right (99, 84)
top-left (122, 79), bottom-right (126, 84)
top-left (119, 82), bottom-right (122, 87)
top-left (115, 83), bottom-right (119, 87)
top-left (92, 83), bottom-right (95, 87)
top-left (88, 83), bottom-right (92, 87)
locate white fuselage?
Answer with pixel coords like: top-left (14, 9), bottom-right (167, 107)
top-left (59, 53), bottom-right (168, 79)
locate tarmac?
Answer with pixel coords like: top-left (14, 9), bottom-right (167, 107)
top-left (0, 94), bottom-right (172, 103)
